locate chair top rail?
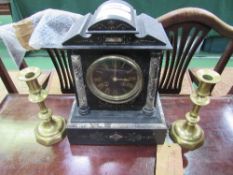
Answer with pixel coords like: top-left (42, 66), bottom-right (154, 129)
top-left (157, 7), bottom-right (233, 39)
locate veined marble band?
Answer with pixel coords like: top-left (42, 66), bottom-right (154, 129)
top-left (143, 52), bottom-right (161, 116)
top-left (71, 55), bottom-right (89, 115)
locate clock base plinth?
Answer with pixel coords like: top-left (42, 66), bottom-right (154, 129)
top-left (67, 96), bottom-right (167, 145)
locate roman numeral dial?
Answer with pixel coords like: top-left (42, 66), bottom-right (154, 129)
top-left (86, 55), bottom-right (143, 104)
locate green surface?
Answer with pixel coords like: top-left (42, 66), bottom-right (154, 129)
top-left (10, 0), bottom-right (233, 24)
top-left (0, 15), bottom-right (12, 25)
top-left (189, 57), bottom-right (233, 68)
top-left (0, 41), bottom-right (54, 70)
top-left (10, 0), bottom-right (233, 37)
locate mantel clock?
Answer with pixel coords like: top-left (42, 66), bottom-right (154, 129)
top-left (64, 0), bottom-right (172, 145)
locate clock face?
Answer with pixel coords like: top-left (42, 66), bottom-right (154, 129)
top-left (86, 55), bottom-right (143, 104)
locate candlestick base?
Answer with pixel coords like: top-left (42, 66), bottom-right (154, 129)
top-left (170, 119), bottom-right (204, 150)
top-left (35, 115), bottom-right (66, 146)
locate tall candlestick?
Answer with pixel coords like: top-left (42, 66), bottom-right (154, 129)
top-left (170, 69), bottom-right (220, 150)
top-left (19, 67), bottom-right (66, 146)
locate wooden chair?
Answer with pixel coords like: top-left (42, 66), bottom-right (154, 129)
top-left (0, 53), bottom-right (28, 91)
top-left (157, 7), bottom-right (233, 94)
top-left (0, 57), bottom-right (17, 93)
top-left (47, 49), bottom-right (74, 93)
top-left (0, 2), bottom-right (11, 15)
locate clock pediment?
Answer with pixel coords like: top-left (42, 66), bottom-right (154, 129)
top-left (63, 0), bottom-right (172, 49)
top-left (88, 0), bottom-right (136, 32)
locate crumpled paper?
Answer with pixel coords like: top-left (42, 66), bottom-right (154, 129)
top-left (0, 9), bottom-right (83, 67)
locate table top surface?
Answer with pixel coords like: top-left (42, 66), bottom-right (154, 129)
top-left (0, 94), bottom-right (233, 175)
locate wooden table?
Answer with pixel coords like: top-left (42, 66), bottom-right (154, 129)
top-left (0, 95), bottom-right (233, 175)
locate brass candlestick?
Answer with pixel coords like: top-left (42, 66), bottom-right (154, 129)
top-left (170, 69), bottom-right (220, 150)
top-left (19, 67), bottom-right (66, 146)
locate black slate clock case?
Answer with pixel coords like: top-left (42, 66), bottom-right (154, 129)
top-left (64, 0), bottom-right (172, 145)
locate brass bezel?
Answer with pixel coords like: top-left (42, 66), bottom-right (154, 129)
top-left (86, 55), bottom-right (143, 104)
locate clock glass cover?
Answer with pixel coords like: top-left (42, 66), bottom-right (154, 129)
top-left (86, 55), bottom-right (143, 104)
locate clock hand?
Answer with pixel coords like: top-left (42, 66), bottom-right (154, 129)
top-left (114, 78), bottom-right (131, 82)
top-left (113, 59), bottom-right (117, 78)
